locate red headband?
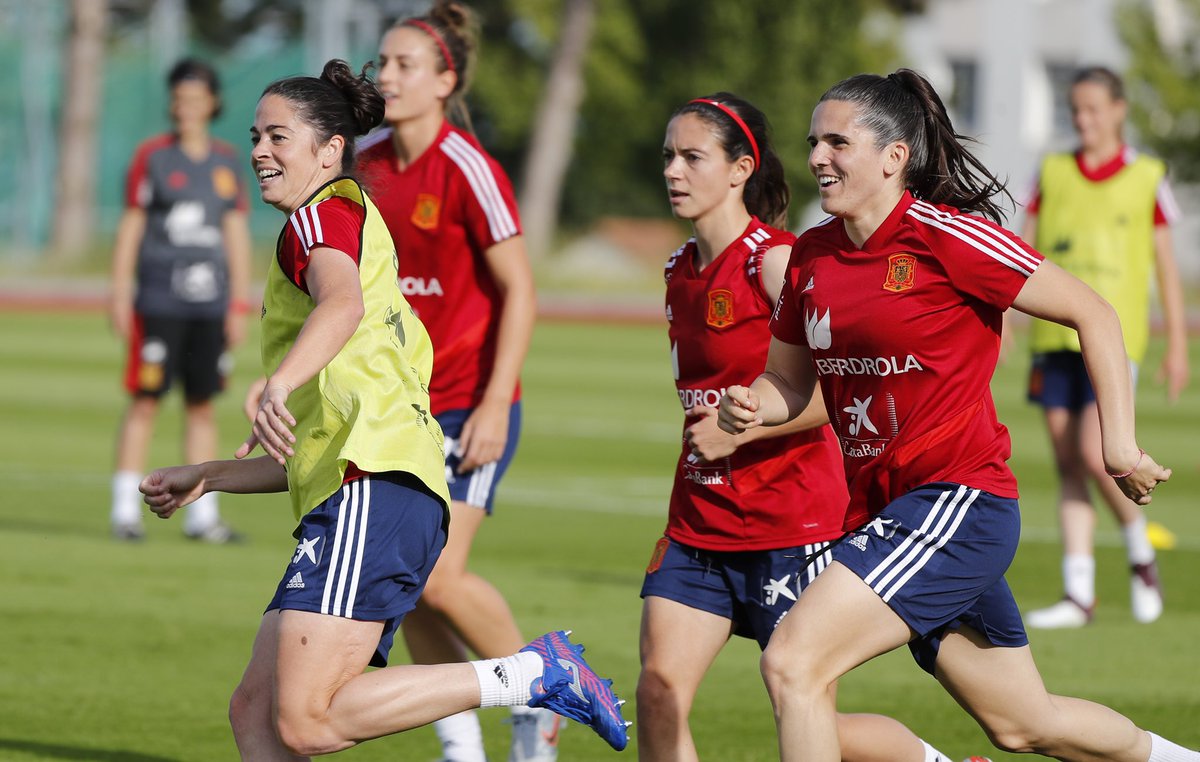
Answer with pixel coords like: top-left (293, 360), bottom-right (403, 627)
top-left (404, 19), bottom-right (456, 74)
top-left (689, 99), bottom-right (760, 171)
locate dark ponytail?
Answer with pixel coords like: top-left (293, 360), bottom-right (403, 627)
top-left (674, 93), bottom-right (790, 229)
top-left (396, 0), bottom-right (479, 131)
top-left (261, 59), bottom-right (385, 175)
top-left (820, 69), bottom-right (1012, 223)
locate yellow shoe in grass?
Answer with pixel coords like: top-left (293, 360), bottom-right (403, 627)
top-left (1146, 521), bottom-right (1177, 551)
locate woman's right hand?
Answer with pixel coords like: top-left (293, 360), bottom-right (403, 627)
top-left (718, 385), bottom-right (763, 434)
top-left (1110, 449), bottom-right (1172, 505)
top-left (238, 380), bottom-right (297, 465)
top-left (109, 296), bottom-right (133, 339)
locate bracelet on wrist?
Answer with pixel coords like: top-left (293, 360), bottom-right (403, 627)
top-left (1106, 448), bottom-right (1146, 479)
top-left (230, 299), bottom-right (254, 315)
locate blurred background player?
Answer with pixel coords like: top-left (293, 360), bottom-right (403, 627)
top-left (356, 3), bottom-right (547, 761)
top-left (141, 58), bottom-right (627, 759)
top-left (641, 93), bottom-right (960, 762)
top-left (1021, 66), bottom-right (1190, 629)
top-left (108, 57), bottom-right (252, 543)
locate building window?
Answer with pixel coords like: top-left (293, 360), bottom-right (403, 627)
top-left (1047, 62), bottom-right (1078, 139)
top-left (948, 59), bottom-right (978, 132)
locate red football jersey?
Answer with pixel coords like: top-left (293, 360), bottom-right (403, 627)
top-left (665, 218), bottom-right (849, 551)
top-left (358, 122), bottom-right (523, 414)
top-left (771, 192), bottom-right (1043, 530)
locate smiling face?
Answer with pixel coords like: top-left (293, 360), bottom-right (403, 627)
top-left (376, 26), bottom-right (456, 126)
top-left (807, 99), bottom-right (908, 236)
top-left (662, 112), bottom-right (751, 222)
top-left (1070, 80), bottom-right (1126, 153)
top-left (249, 94), bottom-right (343, 214)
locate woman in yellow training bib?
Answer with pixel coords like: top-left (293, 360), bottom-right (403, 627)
top-left (1022, 66), bottom-right (1189, 630)
top-left (138, 59), bottom-right (627, 758)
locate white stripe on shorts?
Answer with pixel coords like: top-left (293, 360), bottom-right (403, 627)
top-left (466, 460), bottom-right (498, 508)
top-left (803, 542), bottom-right (833, 587)
top-left (862, 485), bottom-right (980, 602)
top-left (320, 479), bottom-right (371, 617)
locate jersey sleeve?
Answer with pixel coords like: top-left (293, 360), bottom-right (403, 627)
top-left (123, 140), bottom-right (157, 210)
top-left (768, 240), bottom-right (811, 346)
top-left (279, 197), bottom-right (366, 293)
top-left (1155, 175), bottom-right (1180, 226)
top-left (921, 208), bottom-right (1044, 310)
top-left (1021, 170), bottom-right (1042, 215)
top-left (443, 133), bottom-right (522, 251)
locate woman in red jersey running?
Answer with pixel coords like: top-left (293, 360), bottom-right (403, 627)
top-left (355, 3), bottom-right (546, 760)
top-left (718, 69), bottom-right (1194, 762)
top-left (639, 92), bottom-right (961, 762)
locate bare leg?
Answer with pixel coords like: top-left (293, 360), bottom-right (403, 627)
top-left (1044, 408), bottom-right (1096, 561)
top-left (837, 713), bottom-right (932, 762)
top-left (1079, 404), bottom-right (1148, 529)
top-left (231, 609), bottom-right (483, 760)
top-left (115, 395), bottom-right (159, 473)
top-left (934, 625), bottom-right (1151, 760)
top-left (760, 563), bottom-right (913, 762)
top-left (636, 596), bottom-right (733, 762)
top-left (183, 398), bottom-right (218, 464)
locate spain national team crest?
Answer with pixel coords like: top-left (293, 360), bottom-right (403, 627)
top-left (883, 253), bottom-right (917, 292)
top-left (411, 193), bottom-right (441, 231)
top-left (706, 289), bottom-right (735, 329)
top-left (212, 166), bottom-right (238, 199)
top-left (646, 537), bottom-right (669, 574)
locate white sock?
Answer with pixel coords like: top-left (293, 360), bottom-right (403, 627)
top-left (921, 739), bottom-right (950, 762)
top-left (470, 650), bottom-right (543, 708)
top-left (433, 710), bottom-right (486, 762)
top-left (111, 471), bottom-right (143, 525)
top-left (183, 492), bottom-right (220, 534)
top-left (1123, 515), bottom-right (1156, 566)
top-left (1149, 732), bottom-right (1200, 761)
top-left (1063, 553), bottom-right (1096, 607)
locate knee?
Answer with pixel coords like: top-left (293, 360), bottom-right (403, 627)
top-left (977, 717), bottom-right (1050, 755)
top-left (759, 638), bottom-right (827, 703)
top-left (275, 707), bottom-right (344, 758)
top-left (636, 665), bottom-right (688, 722)
top-left (228, 680), bottom-right (265, 739)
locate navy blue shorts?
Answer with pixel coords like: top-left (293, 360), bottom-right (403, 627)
top-left (834, 483), bottom-right (1028, 674)
top-left (267, 472), bottom-right (447, 667)
top-left (640, 536), bottom-right (834, 649)
top-left (437, 402), bottom-right (521, 514)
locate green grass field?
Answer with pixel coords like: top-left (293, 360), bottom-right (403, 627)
top-left (1, 310), bottom-right (1198, 761)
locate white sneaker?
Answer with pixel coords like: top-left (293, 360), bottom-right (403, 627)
top-left (509, 708), bottom-right (561, 762)
top-left (1025, 597), bottom-right (1092, 629)
top-left (1131, 562), bottom-right (1163, 623)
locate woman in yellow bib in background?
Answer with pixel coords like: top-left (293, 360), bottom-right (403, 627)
top-left (1021, 66), bottom-right (1190, 630)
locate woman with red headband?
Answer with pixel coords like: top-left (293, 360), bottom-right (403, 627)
top-left (356, 3), bottom-right (544, 761)
top-left (638, 92), bottom-right (964, 762)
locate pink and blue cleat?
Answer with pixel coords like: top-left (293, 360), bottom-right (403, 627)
top-left (521, 630), bottom-right (630, 751)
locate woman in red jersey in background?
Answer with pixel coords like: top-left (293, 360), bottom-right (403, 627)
top-left (719, 69), bottom-right (1194, 762)
top-left (639, 92), bottom-right (961, 762)
top-left (356, 4), bottom-right (546, 761)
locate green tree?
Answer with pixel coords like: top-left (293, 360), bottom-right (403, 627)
top-left (1118, 0), bottom-right (1200, 181)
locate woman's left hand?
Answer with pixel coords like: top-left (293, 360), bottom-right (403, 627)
top-left (458, 398), bottom-right (509, 473)
top-left (237, 381), bottom-right (296, 465)
top-left (1110, 449), bottom-right (1172, 505)
top-left (684, 406), bottom-right (738, 462)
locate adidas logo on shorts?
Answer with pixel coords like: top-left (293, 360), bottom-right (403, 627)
top-left (286, 572), bottom-right (304, 589)
top-left (848, 534), bottom-right (869, 551)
